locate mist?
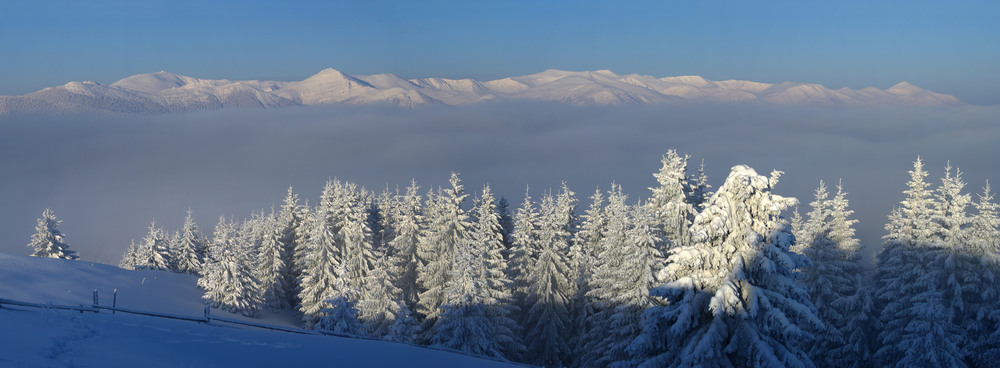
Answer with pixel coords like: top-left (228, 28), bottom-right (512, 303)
top-left (2, 102), bottom-right (998, 263)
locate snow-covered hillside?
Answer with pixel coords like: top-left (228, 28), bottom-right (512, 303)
top-left (0, 68), bottom-right (962, 116)
top-left (0, 253), bottom-right (523, 368)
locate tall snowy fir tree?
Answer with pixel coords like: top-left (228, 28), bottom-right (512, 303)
top-left (647, 149), bottom-right (696, 247)
top-left (357, 253), bottom-right (403, 339)
top-left (567, 188), bottom-right (605, 367)
top-left (431, 225), bottom-right (502, 358)
top-left (389, 180), bottom-right (424, 310)
top-left (417, 173), bottom-right (470, 339)
top-left (631, 165), bottom-right (820, 368)
top-left (173, 209), bottom-right (206, 275)
top-left (927, 164), bottom-right (996, 365)
top-left (298, 181), bottom-right (351, 328)
top-left (470, 184), bottom-right (523, 359)
top-left (876, 158), bottom-right (967, 366)
top-left (339, 183), bottom-right (376, 296)
top-left (522, 187), bottom-right (576, 367)
top-left (199, 216), bottom-right (262, 317)
top-left (27, 209), bottom-right (78, 260)
top-left (972, 182), bottom-right (1000, 361)
top-left (794, 181), bottom-right (868, 367)
top-left (583, 185), bottom-right (663, 368)
top-left (256, 210), bottom-right (291, 312)
top-left (275, 187), bottom-right (303, 307)
top-left (508, 189), bottom-right (540, 325)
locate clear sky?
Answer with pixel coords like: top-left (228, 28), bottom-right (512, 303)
top-left (1, 0), bottom-right (998, 104)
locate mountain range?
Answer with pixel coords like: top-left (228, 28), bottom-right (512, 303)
top-left (0, 68), bottom-right (962, 116)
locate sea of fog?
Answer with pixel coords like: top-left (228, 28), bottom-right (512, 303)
top-left (2, 102), bottom-right (998, 263)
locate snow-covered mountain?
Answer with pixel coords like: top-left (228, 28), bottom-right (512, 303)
top-left (0, 68), bottom-right (963, 116)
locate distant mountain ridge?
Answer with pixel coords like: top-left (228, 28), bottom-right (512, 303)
top-left (0, 68), bottom-right (963, 116)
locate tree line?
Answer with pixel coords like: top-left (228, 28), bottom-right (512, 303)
top-left (29, 150), bottom-right (1000, 367)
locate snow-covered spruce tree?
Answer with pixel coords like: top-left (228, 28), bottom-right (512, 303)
top-left (173, 209), bottom-right (206, 275)
top-left (631, 165), bottom-right (820, 368)
top-left (584, 185), bottom-right (663, 368)
top-left (298, 181), bottom-right (349, 327)
top-left (417, 173), bottom-right (470, 339)
top-left (256, 209), bottom-right (291, 312)
top-left (522, 188), bottom-right (576, 367)
top-left (648, 149), bottom-right (696, 247)
top-left (794, 181), bottom-right (868, 367)
top-left (340, 183), bottom-right (376, 295)
top-left (119, 240), bottom-right (139, 270)
top-left (315, 275), bottom-right (367, 338)
top-left (567, 188), bottom-right (605, 367)
top-left (892, 284), bottom-right (967, 368)
top-left (508, 189), bottom-right (540, 326)
top-left (141, 221), bottom-right (172, 271)
top-left (973, 182), bottom-right (1000, 362)
top-left (875, 158), bottom-right (965, 366)
top-left (28, 209), bottom-right (78, 260)
top-left (595, 198), bottom-right (662, 368)
top-left (357, 253), bottom-right (403, 339)
top-left (290, 198), bottom-right (312, 298)
top-left (274, 187), bottom-right (302, 308)
top-left (470, 184), bottom-right (523, 359)
top-left (431, 228), bottom-right (502, 358)
top-left (927, 164), bottom-right (997, 364)
top-left (827, 275), bottom-right (878, 368)
top-left (199, 216), bottom-right (262, 317)
top-left (389, 180), bottom-right (423, 310)
top-left (497, 196), bottom-right (516, 253)
top-left (686, 159), bottom-right (712, 210)
top-left (386, 303), bottom-right (420, 343)
top-left (875, 158), bottom-right (967, 366)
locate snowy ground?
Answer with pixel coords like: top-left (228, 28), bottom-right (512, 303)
top-left (0, 254), bottom-right (524, 367)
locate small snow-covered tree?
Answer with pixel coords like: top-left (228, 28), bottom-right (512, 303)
top-left (632, 165), bottom-right (820, 368)
top-left (686, 159), bottom-right (712, 210)
top-left (647, 149), bottom-right (696, 247)
top-left (199, 216), bottom-right (262, 317)
top-left (386, 303), bottom-right (420, 343)
top-left (28, 209), bottom-right (78, 260)
top-left (358, 254), bottom-right (403, 339)
top-left (119, 240), bottom-right (139, 270)
top-left (316, 293), bottom-right (367, 337)
top-left (173, 209), bottom-right (206, 275)
top-left (140, 221), bottom-right (171, 271)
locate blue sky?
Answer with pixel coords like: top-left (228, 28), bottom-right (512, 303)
top-left (1, 0), bottom-right (998, 104)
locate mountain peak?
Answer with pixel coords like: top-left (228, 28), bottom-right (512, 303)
top-left (111, 71), bottom-right (195, 93)
top-left (887, 81), bottom-right (922, 94)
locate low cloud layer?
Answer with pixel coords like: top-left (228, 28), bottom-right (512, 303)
top-left (2, 103), bottom-right (998, 263)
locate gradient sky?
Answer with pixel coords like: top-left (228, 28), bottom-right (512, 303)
top-left (1, 1), bottom-right (998, 104)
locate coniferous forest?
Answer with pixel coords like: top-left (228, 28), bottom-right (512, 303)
top-left (87, 149), bottom-right (1000, 367)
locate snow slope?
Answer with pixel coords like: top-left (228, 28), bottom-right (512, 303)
top-left (0, 253), bottom-right (524, 368)
top-left (0, 68), bottom-right (963, 116)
